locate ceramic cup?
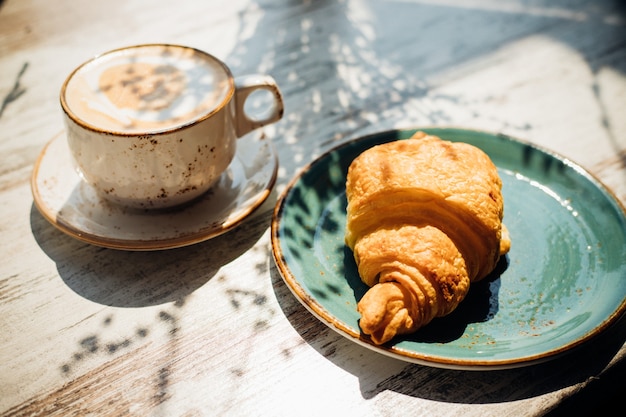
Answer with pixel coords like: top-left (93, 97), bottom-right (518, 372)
top-left (60, 44), bottom-right (284, 209)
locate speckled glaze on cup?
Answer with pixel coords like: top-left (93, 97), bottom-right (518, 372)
top-left (61, 44), bottom-right (284, 209)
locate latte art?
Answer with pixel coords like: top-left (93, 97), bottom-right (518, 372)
top-left (63, 45), bottom-right (231, 133)
top-left (99, 62), bottom-right (187, 112)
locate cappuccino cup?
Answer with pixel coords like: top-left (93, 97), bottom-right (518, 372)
top-left (61, 44), bottom-right (284, 209)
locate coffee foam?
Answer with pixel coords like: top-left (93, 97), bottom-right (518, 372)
top-left (63, 45), bottom-right (231, 133)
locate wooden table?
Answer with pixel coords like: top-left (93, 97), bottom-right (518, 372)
top-left (1, 0), bottom-right (625, 415)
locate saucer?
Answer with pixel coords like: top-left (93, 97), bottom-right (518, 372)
top-left (32, 130), bottom-right (278, 250)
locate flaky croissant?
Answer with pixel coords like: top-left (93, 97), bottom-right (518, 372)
top-left (345, 131), bottom-right (510, 345)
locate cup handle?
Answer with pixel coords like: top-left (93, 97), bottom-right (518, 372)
top-left (233, 74), bottom-right (284, 138)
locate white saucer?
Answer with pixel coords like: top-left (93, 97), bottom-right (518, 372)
top-left (31, 130), bottom-right (278, 250)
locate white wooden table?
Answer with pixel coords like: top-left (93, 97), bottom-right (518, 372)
top-left (1, 0), bottom-right (624, 416)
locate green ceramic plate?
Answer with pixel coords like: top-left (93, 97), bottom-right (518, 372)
top-left (271, 127), bottom-right (626, 370)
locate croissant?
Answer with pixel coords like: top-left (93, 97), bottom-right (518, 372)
top-left (345, 131), bottom-right (510, 345)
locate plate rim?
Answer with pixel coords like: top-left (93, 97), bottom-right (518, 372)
top-left (32, 130), bottom-right (278, 251)
top-left (271, 126), bottom-right (626, 370)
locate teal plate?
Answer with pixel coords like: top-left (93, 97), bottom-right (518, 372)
top-left (271, 127), bottom-right (626, 370)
